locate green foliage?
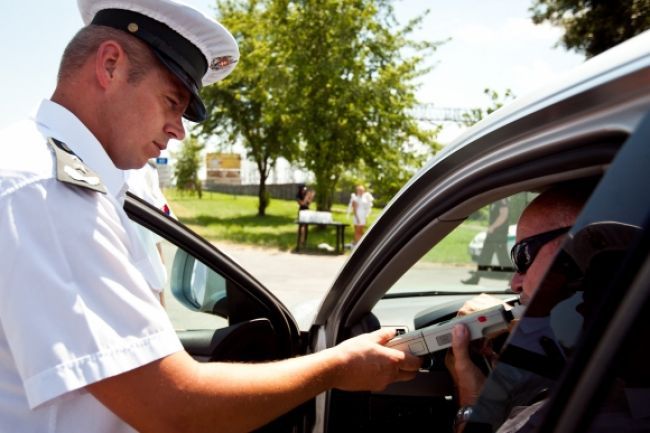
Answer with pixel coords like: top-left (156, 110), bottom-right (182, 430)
top-left (198, 0), bottom-right (297, 216)
top-left (530, 0), bottom-right (650, 58)
top-left (281, 0), bottom-right (442, 210)
top-left (199, 0), bottom-right (442, 213)
top-left (462, 88), bottom-right (515, 127)
top-left (173, 137), bottom-right (204, 198)
top-left (336, 134), bottom-right (438, 206)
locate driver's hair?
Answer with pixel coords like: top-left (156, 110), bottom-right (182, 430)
top-left (525, 179), bottom-right (599, 227)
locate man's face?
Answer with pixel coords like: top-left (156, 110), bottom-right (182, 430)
top-left (100, 61), bottom-right (190, 169)
top-left (510, 206), bottom-right (567, 305)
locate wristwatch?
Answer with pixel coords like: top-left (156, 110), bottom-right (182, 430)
top-left (454, 405), bottom-right (473, 431)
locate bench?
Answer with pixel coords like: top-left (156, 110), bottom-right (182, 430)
top-left (295, 221), bottom-right (348, 254)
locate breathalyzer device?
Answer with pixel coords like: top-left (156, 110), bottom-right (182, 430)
top-left (387, 304), bottom-right (525, 356)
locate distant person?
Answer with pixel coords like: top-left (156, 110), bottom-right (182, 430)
top-left (128, 159), bottom-right (174, 217)
top-left (463, 198), bottom-right (510, 285)
top-left (127, 159), bottom-right (174, 305)
top-left (296, 184), bottom-right (314, 212)
top-left (296, 184), bottom-right (315, 247)
top-left (348, 185), bottom-right (374, 245)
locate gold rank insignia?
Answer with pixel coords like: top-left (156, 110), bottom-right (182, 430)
top-left (48, 137), bottom-right (107, 194)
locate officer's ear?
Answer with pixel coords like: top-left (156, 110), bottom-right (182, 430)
top-left (95, 40), bottom-right (126, 89)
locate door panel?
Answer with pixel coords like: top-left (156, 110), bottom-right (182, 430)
top-left (178, 319), bottom-right (281, 362)
top-left (125, 194), bottom-right (308, 432)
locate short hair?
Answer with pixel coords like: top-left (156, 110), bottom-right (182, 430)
top-left (526, 178), bottom-right (600, 227)
top-left (57, 25), bottom-right (158, 84)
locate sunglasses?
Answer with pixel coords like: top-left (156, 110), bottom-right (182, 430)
top-left (510, 226), bottom-right (572, 274)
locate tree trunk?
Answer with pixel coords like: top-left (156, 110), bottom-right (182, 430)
top-left (256, 156), bottom-right (271, 217)
top-left (314, 174), bottom-right (336, 211)
top-left (257, 176), bottom-right (269, 217)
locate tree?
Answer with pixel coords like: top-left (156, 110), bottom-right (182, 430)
top-left (461, 88), bottom-right (515, 127)
top-left (281, 0), bottom-right (441, 210)
top-left (198, 0), bottom-right (297, 216)
top-left (338, 135), bottom-right (438, 206)
top-left (174, 136), bottom-right (204, 198)
top-left (530, 0), bottom-right (650, 58)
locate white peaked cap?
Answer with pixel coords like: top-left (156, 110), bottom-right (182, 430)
top-left (78, 0), bottom-right (239, 122)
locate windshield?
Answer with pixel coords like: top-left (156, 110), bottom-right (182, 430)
top-left (385, 192), bottom-right (536, 297)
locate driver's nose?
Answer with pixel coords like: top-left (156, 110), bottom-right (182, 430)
top-left (510, 272), bottom-right (524, 294)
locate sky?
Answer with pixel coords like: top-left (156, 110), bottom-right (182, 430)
top-left (0, 0), bottom-right (584, 145)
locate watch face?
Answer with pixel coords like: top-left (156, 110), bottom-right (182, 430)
top-left (456, 405), bottom-right (473, 424)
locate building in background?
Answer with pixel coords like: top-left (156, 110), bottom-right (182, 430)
top-left (205, 152), bottom-right (242, 186)
top-left (155, 157), bottom-right (174, 188)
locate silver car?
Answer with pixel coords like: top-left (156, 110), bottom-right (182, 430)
top-left (127, 29), bottom-right (650, 433)
top-left (468, 224), bottom-right (516, 263)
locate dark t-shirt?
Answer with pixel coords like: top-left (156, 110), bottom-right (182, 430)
top-left (297, 189), bottom-right (310, 210)
top-left (489, 198), bottom-right (509, 238)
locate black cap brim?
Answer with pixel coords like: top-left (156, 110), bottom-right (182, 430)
top-left (152, 49), bottom-right (207, 122)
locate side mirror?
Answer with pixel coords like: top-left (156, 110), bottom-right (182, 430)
top-left (170, 249), bottom-right (229, 318)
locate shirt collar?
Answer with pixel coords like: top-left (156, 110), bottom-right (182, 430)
top-left (33, 99), bottom-right (128, 200)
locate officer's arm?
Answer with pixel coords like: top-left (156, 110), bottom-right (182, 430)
top-left (87, 328), bottom-right (421, 433)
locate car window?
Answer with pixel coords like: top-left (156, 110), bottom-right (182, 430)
top-left (385, 192), bottom-right (535, 297)
top-left (130, 220), bottom-right (228, 331)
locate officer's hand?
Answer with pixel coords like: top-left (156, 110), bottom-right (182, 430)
top-left (330, 328), bottom-right (422, 392)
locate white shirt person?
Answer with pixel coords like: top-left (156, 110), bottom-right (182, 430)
top-left (348, 185), bottom-right (374, 244)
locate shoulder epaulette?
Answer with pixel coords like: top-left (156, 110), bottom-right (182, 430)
top-left (47, 137), bottom-right (107, 194)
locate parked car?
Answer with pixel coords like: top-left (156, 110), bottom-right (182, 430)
top-left (126, 30), bottom-right (650, 433)
top-left (467, 224), bottom-right (516, 263)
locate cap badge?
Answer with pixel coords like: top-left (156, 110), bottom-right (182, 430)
top-left (127, 22), bottom-right (139, 33)
top-left (210, 56), bottom-right (237, 71)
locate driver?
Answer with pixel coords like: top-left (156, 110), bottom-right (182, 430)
top-left (448, 181), bottom-right (594, 430)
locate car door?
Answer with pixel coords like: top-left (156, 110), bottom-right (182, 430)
top-left (123, 193), bottom-right (310, 432)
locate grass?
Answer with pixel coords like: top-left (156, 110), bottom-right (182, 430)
top-left (423, 226), bottom-right (481, 264)
top-left (166, 189), bottom-right (360, 250)
top-left (165, 188), bottom-right (484, 264)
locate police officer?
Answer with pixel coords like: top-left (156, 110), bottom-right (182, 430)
top-left (0, 1), bottom-right (421, 431)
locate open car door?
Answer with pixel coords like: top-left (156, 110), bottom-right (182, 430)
top-left (124, 193), bottom-right (309, 432)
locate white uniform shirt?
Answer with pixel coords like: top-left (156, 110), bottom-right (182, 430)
top-left (0, 100), bottom-right (183, 432)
